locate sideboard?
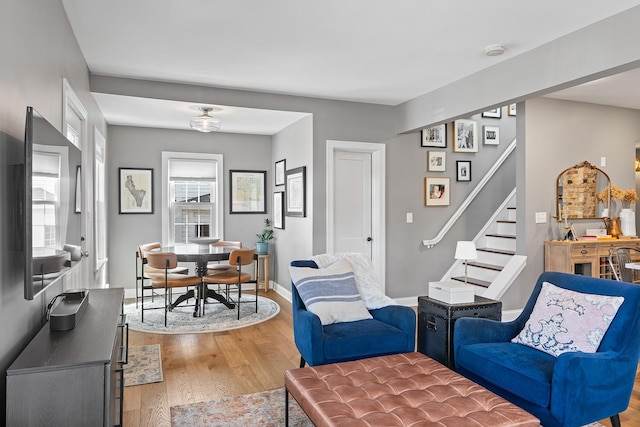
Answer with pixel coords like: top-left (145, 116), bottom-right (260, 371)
top-left (544, 239), bottom-right (640, 279)
top-left (6, 288), bottom-right (127, 427)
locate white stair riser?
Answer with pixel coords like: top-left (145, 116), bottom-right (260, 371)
top-left (497, 222), bottom-right (516, 235)
top-left (477, 251), bottom-right (512, 267)
top-left (486, 236), bottom-right (516, 252)
top-left (454, 265), bottom-right (500, 283)
top-left (506, 208), bottom-right (517, 222)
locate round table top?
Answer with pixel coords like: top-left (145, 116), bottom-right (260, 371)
top-left (161, 244), bottom-right (240, 262)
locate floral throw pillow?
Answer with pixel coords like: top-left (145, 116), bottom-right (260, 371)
top-left (512, 281), bottom-right (624, 357)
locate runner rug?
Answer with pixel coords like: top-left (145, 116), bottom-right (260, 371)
top-left (124, 344), bottom-right (163, 387)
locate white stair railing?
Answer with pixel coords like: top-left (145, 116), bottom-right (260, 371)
top-left (422, 138), bottom-right (516, 248)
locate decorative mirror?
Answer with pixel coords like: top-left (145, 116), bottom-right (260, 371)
top-left (556, 161), bottom-right (611, 221)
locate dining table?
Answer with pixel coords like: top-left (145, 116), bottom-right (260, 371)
top-left (162, 243), bottom-right (240, 317)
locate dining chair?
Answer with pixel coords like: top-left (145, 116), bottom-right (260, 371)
top-left (146, 251), bottom-right (203, 327)
top-left (206, 240), bottom-right (242, 274)
top-left (136, 242), bottom-right (188, 317)
top-left (203, 248), bottom-right (257, 320)
top-left (613, 247), bottom-right (640, 283)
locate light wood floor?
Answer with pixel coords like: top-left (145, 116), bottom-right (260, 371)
top-left (124, 290), bottom-right (640, 426)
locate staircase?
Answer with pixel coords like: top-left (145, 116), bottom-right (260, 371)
top-left (443, 191), bottom-right (526, 299)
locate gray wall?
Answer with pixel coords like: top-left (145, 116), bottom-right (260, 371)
top-left (107, 126), bottom-right (273, 288)
top-left (0, 0), bottom-right (107, 416)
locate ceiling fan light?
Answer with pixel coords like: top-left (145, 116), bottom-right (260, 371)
top-left (190, 107), bottom-right (221, 132)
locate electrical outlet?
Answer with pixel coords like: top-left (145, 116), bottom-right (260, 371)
top-left (406, 213), bottom-right (413, 223)
top-left (601, 156), bottom-right (606, 167)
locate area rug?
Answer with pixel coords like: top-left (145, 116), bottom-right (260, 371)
top-left (124, 294), bottom-right (280, 334)
top-left (124, 344), bottom-right (163, 387)
top-left (170, 388), bottom-right (311, 427)
top-left (169, 387), bottom-right (607, 427)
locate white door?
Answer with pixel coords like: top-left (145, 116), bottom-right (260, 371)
top-left (327, 140), bottom-right (385, 290)
top-left (334, 151), bottom-right (372, 257)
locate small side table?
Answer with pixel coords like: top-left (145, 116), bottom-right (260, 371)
top-left (256, 253), bottom-right (270, 291)
top-left (417, 295), bottom-right (501, 369)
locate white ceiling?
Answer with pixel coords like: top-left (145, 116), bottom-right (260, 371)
top-left (61, 1), bottom-right (640, 135)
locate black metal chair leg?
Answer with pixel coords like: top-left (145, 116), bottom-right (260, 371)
top-left (299, 357), bottom-right (305, 368)
top-left (610, 414), bottom-right (621, 427)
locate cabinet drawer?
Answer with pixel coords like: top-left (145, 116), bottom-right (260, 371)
top-left (571, 245), bottom-right (596, 257)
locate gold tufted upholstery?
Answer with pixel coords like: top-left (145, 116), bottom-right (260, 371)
top-left (285, 352), bottom-right (539, 427)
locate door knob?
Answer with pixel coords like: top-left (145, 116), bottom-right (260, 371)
top-left (367, 237), bottom-right (373, 242)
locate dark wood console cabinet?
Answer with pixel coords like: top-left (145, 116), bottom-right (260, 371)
top-left (6, 288), bottom-right (127, 427)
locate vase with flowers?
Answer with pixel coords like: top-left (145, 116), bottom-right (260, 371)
top-left (597, 185), bottom-right (638, 237)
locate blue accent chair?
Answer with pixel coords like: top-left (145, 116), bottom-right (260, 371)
top-left (454, 271), bottom-right (640, 427)
top-left (290, 260), bottom-right (416, 367)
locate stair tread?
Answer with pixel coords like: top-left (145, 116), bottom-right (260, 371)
top-left (477, 247), bottom-right (516, 256)
top-left (451, 276), bottom-right (491, 288)
top-left (467, 261), bottom-right (503, 271)
top-left (486, 233), bottom-right (516, 239)
top-left (497, 220), bottom-right (516, 224)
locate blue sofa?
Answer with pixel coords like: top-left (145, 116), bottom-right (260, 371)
top-left (290, 260), bottom-right (416, 367)
top-left (454, 271), bottom-right (640, 427)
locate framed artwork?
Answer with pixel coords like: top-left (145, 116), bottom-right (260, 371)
top-left (285, 166), bottom-right (306, 217)
top-left (456, 160), bottom-right (472, 182)
top-left (229, 170), bottom-right (267, 214)
top-left (424, 177), bottom-right (450, 206)
top-left (427, 151), bottom-right (446, 172)
top-left (483, 125), bottom-right (500, 145)
top-left (482, 107), bottom-right (502, 118)
top-left (119, 167), bottom-right (153, 214)
top-left (273, 191), bottom-right (284, 229)
top-left (75, 166), bottom-right (81, 213)
top-left (421, 124), bottom-right (447, 148)
top-left (275, 159), bottom-right (286, 186)
top-left (453, 119), bottom-right (478, 153)
top-left (508, 103), bottom-right (517, 116)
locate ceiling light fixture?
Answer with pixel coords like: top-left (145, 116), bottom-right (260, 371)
top-left (484, 44), bottom-right (505, 57)
top-left (190, 107), bottom-right (221, 132)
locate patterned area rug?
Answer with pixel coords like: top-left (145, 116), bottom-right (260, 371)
top-left (124, 344), bottom-right (163, 387)
top-left (170, 387), bottom-right (608, 427)
top-left (124, 294), bottom-right (280, 334)
top-left (170, 388), bottom-right (312, 427)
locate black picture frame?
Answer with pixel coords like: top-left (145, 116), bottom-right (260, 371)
top-left (421, 124), bottom-right (447, 148)
top-left (482, 107), bottom-right (502, 118)
top-left (119, 167), bottom-right (153, 214)
top-left (273, 191), bottom-right (284, 229)
top-left (285, 166), bottom-right (306, 217)
top-left (456, 161), bottom-right (472, 182)
top-left (275, 159), bottom-right (286, 186)
top-left (229, 170), bottom-right (267, 214)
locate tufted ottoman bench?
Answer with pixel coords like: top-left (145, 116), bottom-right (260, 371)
top-left (284, 352), bottom-right (539, 426)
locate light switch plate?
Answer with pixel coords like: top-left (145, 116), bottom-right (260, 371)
top-left (406, 212), bottom-right (413, 223)
top-left (535, 212), bottom-right (547, 223)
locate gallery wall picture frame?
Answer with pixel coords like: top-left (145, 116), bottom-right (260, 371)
top-left (229, 169), bottom-right (267, 214)
top-left (421, 124), bottom-right (447, 148)
top-left (482, 107), bottom-right (502, 118)
top-left (424, 177), bottom-right (450, 206)
top-left (275, 159), bottom-right (286, 186)
top-left (483, 125), bottom-right (500, 145)
top-left (508, 103), bottom-right (517, 116)
top-left (285, 166), bottom-right (306, 217)
top-left (119, 167), bottom-right (153, 214)
top-left (453, 119), bottom-right (478, 153)
top-left (456, 160), bottom-right (472, 182)
top-left (273, 191), bottom-right (284, 229)
top-left (427, 151), bottom-right (446, 172)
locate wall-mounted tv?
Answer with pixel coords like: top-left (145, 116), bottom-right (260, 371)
top-left (24, 107), bottom-right (82, 300)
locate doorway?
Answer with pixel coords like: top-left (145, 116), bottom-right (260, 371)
top-left (326, 140), bottom-right (386, 290)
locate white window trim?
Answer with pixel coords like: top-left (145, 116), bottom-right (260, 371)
top-left (162, 152), bottom-right (224, 245)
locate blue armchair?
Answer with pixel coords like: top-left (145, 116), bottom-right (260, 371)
top-left (290, 260), bottom-right (416, 367)
top-left (454, 271), bottom-right (640, 427)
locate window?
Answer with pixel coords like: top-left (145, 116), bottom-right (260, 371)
top-left (94, 129), bottom-right (107, 271)
top-left (32, 150), bottom-right (64, 248)
top-left (162, 153), bottom-right (223, 245)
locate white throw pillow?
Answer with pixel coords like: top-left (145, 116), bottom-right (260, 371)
top-left (289, 258), bottom-right (372, 325)
top-left (512, 281), bottom-right (624, 357)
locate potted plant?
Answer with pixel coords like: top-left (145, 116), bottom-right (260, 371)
top-left (256, 218), bottom-right (274, 254)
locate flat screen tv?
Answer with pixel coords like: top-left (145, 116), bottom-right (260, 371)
top-left (24, 106), bottom-right (82, 300)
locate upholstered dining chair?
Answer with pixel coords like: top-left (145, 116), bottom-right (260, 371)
top-left (136, 242), bottom-right (188, 312)
top-left (203, 247), bottom-right (257, 320)
top-left (206, 240), bottom-right (242, 274)
top-left (145, 251), bottom-right (203, 327)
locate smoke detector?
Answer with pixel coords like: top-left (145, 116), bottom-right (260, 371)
top-left (484, 44), bottom-right (505, 57)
